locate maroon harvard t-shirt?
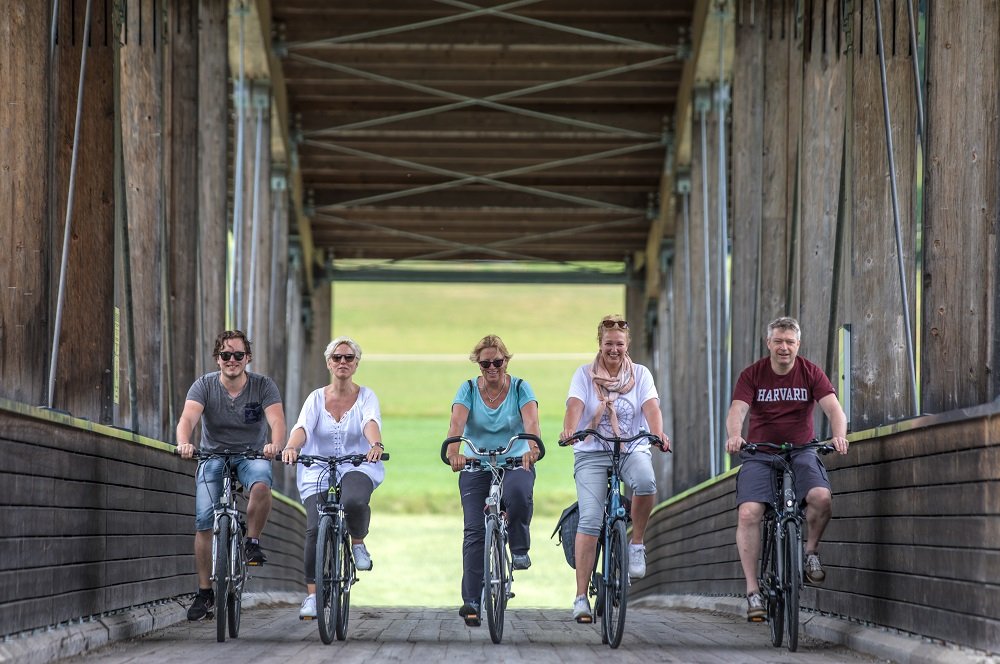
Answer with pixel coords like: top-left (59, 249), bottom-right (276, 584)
top-left (732, 356), bottom-right (836, 445)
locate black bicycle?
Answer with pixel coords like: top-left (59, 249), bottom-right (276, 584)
top-left (188, 449), bottom-right (266, 642)
top-left (295, 452), bottom-right (389, 644)
top-left (559, 429), bottom-right (665, 649)
top-left (440, 433), bottom-right (544, 644)
top-left (742, 440), bottom-right (834, 652)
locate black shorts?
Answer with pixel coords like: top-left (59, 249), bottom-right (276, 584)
top-left (735, 449), bottom-right (831, 506)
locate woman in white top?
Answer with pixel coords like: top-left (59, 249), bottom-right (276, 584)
top-left (281, 336), bottom-right (386, 620)
top-left (560, 315), bottom-right (671, 624)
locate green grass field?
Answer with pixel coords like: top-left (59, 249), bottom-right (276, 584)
top-left (326, 279), bottom-right (623, 608)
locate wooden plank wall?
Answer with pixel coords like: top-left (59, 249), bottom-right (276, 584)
top-left (0, 403), bottom-right (305, 638)
top-left (634, 402), bottom-right (1000, 654)
top-left (922, 3), bottom-right (1000, 411)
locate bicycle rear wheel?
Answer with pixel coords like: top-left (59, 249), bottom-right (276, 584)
top-left (763, 517), bottom-right (783, 648)
top-left (215, 515), bottom-right (231, 643)
top-left (483, 516), bottom-right (508, 644)
top-left (783, 520), bottom-right (802, 652)
top-left (315, 515), bottom-right (337, 644)
top-left (228, 522), bottom-right (245, 638)
top-left (334, 524), bottom-right (352, 641)
top-left (602, 519), bottom-right (629, 649)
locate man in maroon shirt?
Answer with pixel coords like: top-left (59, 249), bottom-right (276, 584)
top-left (724, 317), bottom-right (849, 620)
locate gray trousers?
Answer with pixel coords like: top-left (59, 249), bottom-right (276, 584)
top-left (302, 471), bottom-right (374, 584)
top-left (459, 467), bottom-right (534, 604)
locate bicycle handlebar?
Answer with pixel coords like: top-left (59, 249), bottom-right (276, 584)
top-left (183, 449), bottom-right (269, 461)
top-left (295, 452), bottom-right (390, 467)
top-left (557, 428), bottom-right (667, 451)
top-left (440, 432), bottom-right (545, 465)
top-left (741, 440), bottom-right (835, 455)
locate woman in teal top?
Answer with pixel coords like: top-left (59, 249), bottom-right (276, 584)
top-left (444, 334), bottom-right (542, 627)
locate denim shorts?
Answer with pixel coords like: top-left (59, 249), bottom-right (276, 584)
top-left (195, 457), bottom-right (273, 531)
top-left (735, 449), bottom-right (830, 507)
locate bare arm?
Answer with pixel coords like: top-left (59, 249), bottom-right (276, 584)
top-left (363, 419), bottom-right (384, 462)
top-left (518, 400), bottom-right (542, 468)
top-left (641, 398), bottom-right (670, 451)
top-left (175, 399), bottom-right (205, 458)
top-left (818, 393), bottom-right (849, 454)
top-left (262, 402), bottom-right (286, 459)
top-left (560, 397), bottom-right (585, 442)
top-left (724, 399), bottom-right (750, 454)
top-left (446, 403), bottom-right (470, 472)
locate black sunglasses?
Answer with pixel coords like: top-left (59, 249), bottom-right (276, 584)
top-left (219, 351), bottom-right (247, 361)
top-left (478, 359), bottom-right (504, 369)
top-left (331, 353), bottom-right (356, 363)
top-left (601, 320), bottom-right (629, 329)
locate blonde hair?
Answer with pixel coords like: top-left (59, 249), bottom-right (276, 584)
top-left (324, 336), bottom-right (362, 361)
top-left (597, 314), bottom-right (631, 343)
top-left (468, 334), bottom-right (512, 362)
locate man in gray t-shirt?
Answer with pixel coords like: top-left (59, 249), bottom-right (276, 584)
top-left (176, 330), bottom-right (286, 621)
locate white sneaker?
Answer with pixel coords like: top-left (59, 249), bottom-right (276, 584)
top-left (298, 594), bottom-right (316, 620)
top-left (628, 543), bottom-right (646, 578)
top-left (352, 543), bottom-right (373, 570)
top-left (572, 595), bottom-right (593, 623)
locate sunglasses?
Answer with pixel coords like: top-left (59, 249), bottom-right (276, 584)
top-left (601, 320), bottom-right (629, 329)
top-left (331, 353), bottom-right (356, 363)
top-left (478, 359), bottom-right (505, 369)
top-left (219, 351), bottom-right (247, 361)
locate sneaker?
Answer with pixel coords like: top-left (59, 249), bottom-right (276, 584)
top-left (459, 601), bottom-right (481, 627)
top-left (805, 552), bottom-right (826, 584)
top-left (352, 543), bottom-right (373, 571)
top-left (245, 538), bottom-right (267, 566)
top-left (298, 594), bottom-right (316, 620)
top-left (628, 543), bottom-right (646, 578)
top-left (746, 591), bottom-right (766, 621)
top-left (512, 553), bottom-right (531, 570)
top-left (572, 595), bottom-right (593, 623)
top-left (187, 589), bottom-right (214, 621)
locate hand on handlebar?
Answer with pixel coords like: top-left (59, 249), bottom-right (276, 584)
top-left (262, 442), bottom-right (282, 460)
top-left (281, 446), bottom-right (300, 464)
top-left (448, 453), bottom-right (467, 473)
top-left (829, 435), bottom-right (849, 455)
top-left (176, 442), bottom-right (196, 459)
top-left (725, 435), bottom-right (746, 455)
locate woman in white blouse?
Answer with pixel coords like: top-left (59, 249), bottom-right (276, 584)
top-left (281, 336), bottom-right (386, 620)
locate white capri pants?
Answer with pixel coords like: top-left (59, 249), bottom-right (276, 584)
top-left (573, 450), bottom-right (657, 536)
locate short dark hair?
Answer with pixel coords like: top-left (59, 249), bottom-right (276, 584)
top-left (213, 330), bottom-right (252, 357)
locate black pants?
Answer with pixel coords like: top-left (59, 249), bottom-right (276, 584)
top-left (459, 467), bottom-right (534, 604)
top-left (303, 471), bottom-right (374, 584)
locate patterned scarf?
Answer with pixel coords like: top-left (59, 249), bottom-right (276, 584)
top-left (588, 351), bottom-right (636, 436)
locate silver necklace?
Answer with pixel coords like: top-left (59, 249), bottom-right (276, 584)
top-left (483, 376), bottom-right (507, 404)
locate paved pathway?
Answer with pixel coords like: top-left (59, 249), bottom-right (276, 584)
top-left (63, 604), bottom-right (881, 664)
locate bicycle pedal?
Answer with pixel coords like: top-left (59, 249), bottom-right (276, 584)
top-left (748, 616), bottom-right (766, 623)
top-left (299, 616), bottom-right (315, 621)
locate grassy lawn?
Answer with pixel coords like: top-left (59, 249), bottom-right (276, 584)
top-left (322, 279), bottom-right (623, 608)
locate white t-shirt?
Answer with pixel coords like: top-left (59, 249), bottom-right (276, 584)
top-left (565, 362), bottom-right (659, 453)
top-left (292, 385), bottom-right (385, 500)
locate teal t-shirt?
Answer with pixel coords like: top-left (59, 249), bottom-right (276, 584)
top-left (453, 376), bottom-right (537, 460)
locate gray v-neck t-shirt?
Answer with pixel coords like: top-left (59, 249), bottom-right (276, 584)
top-left (186, 371), bottom-right (282, 453)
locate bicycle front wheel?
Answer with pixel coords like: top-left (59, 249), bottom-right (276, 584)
top-left (215, 515), bottom-right (231, 643)
top-left (763, 516), bottom-right (783, 647)
top-left (602, 518), bottom-right (629, 649)
top-left (315, 515), bottom-right (337, 644)
top-left (783, 520), bottom-right (803, 652)
top-left (228, 521), bottom-right (245, 638)
top-left (334, 524), bottom-right (352, 641)
top-left (483, 515), bottom-right (508, 644)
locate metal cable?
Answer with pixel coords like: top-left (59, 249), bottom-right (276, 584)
top-left (905, 0), bottom-right (926, 144)
top-left (699, 102), bottom-right (717, 473)
top-left (47, 0), bottom-right (93, 408)
top-left (716, 7), bottom-right (731, 475)
top-left (874, 0), bottom-right (919, 415)
top-left (247, 91), bottom-right (265, 344)
top-left (230, 3), bottom-right (248, 329)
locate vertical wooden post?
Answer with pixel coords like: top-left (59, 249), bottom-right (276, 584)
top-left (118, 0), bottom-right (165, 437)
top-left (1, 2), bottom-right (54, 404)
top-left (268, 177), bottom-right (291, 394)
top-left (247, 84), bottom-right (273, 377)
top-left (923, 1), bottom-right (1000, 409)
top-left (197, 0), bottom-right (229, 375)
top-left (849, 0), bottom-right (917, 427)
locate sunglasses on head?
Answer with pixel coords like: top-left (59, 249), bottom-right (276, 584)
top-left (331, 353), bottom-right (356, 363)
top-left (478, 359), bottom-right (504, 369)
top-left (219, 351), bottom-right (247, 361)
top-left (601, 320), bottom-right (628, 329)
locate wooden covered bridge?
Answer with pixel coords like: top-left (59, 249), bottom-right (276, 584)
top-left (1, 0), bottom-right (997, 659)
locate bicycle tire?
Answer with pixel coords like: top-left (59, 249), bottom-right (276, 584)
top-left (228, 521), bottom-right (244, 638)
top-left (763, 517), bottom-right (783, 648)
top-left (784, 520), bottom-right (802, 652)
top-left (335, 522), bottom-right (352, 641)
top-left (602, 519), bottom-right (629, 649)
top-left (315, 515), bottom-right (337, 644)
top-left (483, 516), bottom-right (508, 643)
top-left (215, 515), bottom-right (231, 643)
